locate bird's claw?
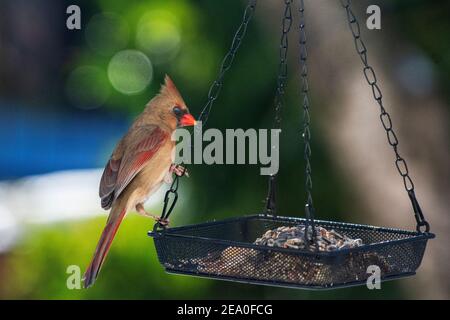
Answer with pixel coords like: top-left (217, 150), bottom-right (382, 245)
top-left (155, 217), bottom-right (170, 226)
top-left (136, 204), bottom-right (169, 226)
top-left (170, 164), bottom-right (188, 177)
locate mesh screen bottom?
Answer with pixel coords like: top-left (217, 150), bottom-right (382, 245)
top-left (149, 214), bottom-right (434, 289)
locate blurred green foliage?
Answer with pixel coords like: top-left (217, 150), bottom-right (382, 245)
top-left (391, 0), bottom-right (450, 99)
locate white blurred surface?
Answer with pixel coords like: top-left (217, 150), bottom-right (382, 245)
top-left (0, 169), bottom-right (165, 252)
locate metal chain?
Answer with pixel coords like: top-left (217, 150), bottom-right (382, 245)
top-left (340, 0), bottom-right (430, 233)
top-left (155, 168), bottom-right (186, 230)
top-left (156, 0), bottom-right (257, 229)
top-left (273, 0), bottom-right (293, 129)
top-left (198, 0), bottom-right (257, 126)
top-left (298, 0), bottom-right (316, 241)
top-left (265, 0), bottom-right (293, 215)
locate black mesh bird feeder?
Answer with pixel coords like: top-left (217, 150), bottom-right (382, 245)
top-left (148, 0), bottom-right (434, 289)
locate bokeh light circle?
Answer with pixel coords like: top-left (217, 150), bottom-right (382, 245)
top-left (107, 50), bottom-right (153, 95)
top-left (136, 11), bottom-right (181, 64)
top-left (85, 13), bottom-right (129, 56)
top-left (66, 66), bottom-right (110, 110)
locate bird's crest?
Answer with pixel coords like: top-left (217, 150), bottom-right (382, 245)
top-left (160, 74), bottom-right (185, 106)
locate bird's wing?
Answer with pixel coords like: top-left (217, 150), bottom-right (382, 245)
top-left (99, 139), bottom-right (124, 209)
top-left (99, 125), bottom-right (169, 209)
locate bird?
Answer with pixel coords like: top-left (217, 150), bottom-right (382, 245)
top-left (83, 75), bottom-right (196, 288)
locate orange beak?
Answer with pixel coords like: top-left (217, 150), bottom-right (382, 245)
top-left (179, 113), bottom-right (197, 127)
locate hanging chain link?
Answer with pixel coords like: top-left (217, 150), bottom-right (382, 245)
top-left (198, 0), bottom-right (257, 126)
top-left (340, 0), bottom-right (430, 232)
top-left (273, 0), bottom-right (293, 129)
top-left (154, 167), bottom-right (187, 230)
top-left (298, 0), bottom-right (316, 241)
top-left (265, 0), bottom-right (293, 215)
top-left (156, 0), bottom-right (257, 229)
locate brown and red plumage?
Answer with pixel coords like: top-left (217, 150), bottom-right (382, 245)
top-left (83, 75), bottom-right (196, 288)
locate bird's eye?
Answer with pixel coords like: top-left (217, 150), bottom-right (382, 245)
top-left (173, 106), bottom-right (183, 117)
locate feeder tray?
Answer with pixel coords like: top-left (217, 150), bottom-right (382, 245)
top-left (149, 214), bottom-right (434, 289)
top-left (148, 0), bottom-right (434, 290)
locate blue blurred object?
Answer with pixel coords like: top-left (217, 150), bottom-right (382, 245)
top-left (0, 101), bottom-right (129, 180)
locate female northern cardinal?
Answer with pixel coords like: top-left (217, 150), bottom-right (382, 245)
top-left (83, 75), bottom-right (196, 288)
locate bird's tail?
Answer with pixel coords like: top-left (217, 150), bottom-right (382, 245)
top-left (83, 204), bottom-right (127, 288)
